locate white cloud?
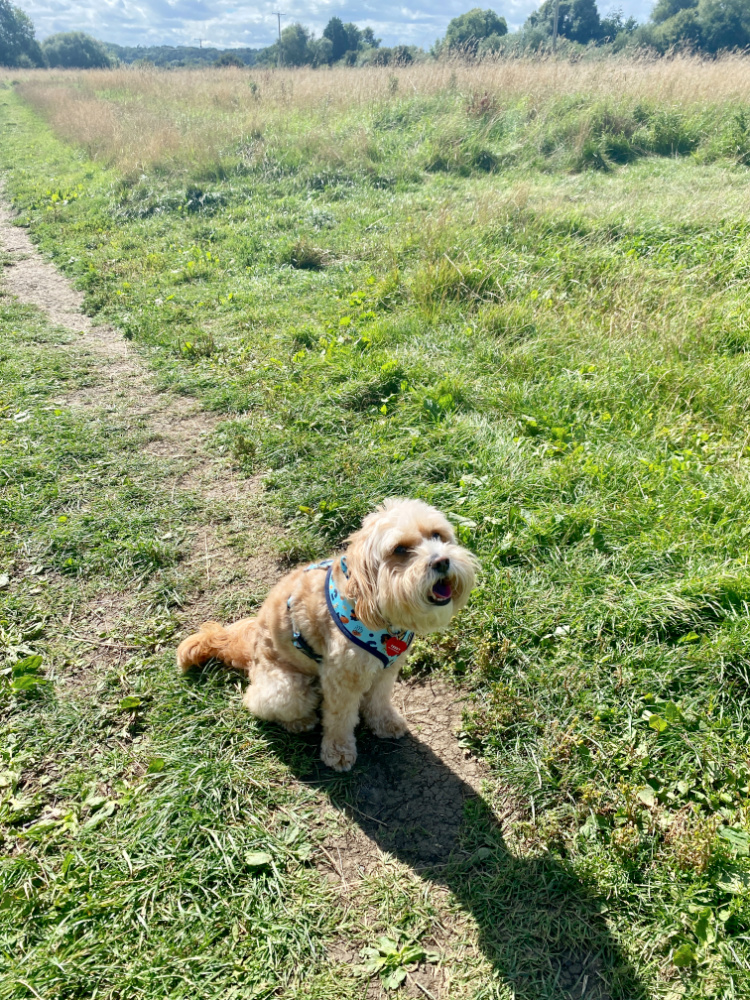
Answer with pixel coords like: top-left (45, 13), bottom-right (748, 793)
top-left (20, 1), bottom-right (656, 49)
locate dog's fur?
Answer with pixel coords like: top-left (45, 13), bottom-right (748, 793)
top-left (176, 499), bottom-right (477, 770)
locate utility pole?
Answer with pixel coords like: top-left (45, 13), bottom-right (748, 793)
top-left (552, 0), bottom-right (560, 53)
top-left (195, 38), bottom-right (206, 49)
top-left (273, 12), bottom-right (285, 67)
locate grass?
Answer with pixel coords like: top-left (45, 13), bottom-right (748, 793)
top-left (2, 61), bottom-right (750, 998)
top-left (7, 55), bottom-right (750, 176)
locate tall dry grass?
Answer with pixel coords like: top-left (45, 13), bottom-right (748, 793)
top-left (4, 53), bottom-right (750, 173)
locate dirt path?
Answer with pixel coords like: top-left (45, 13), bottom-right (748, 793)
top-left (0, 197), bottom-right (230, 472)
top-left (0, 196), bottom-right (280, 657)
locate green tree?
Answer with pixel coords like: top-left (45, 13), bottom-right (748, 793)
top-left (280, 22), bottom-right (311, 66)
top-left (342, 21), bottom-right (361, 54)
top-left (42, 32), bottom-right (113, 69)
top-left (0, 0), bottom-right (44, 67)
top-left (390, 44), bottom-right (414, 64)
top-left (651, 0), bottom-right (698, 22)
top-left (323, 17), bottom-right (349, 61)
top-left (632, 0), bottom-right (749, 51)
top-left (698, 0), bottom-right (750, 50)
top-left (444, 8), bottom-right (508, 52)
top-left (360, 45), bottom-right (392, 65)
top-left (215, 51), bottom-right (245, 67)
top-left (662, 5), bottom-right (703, 41)
top-left (631, 8), bottom-right (700, 48)
top-left (477, 31), bottom-right (508, 54)
top-left (308, 35), bottom-right (333, 66)
top-left (360, 27), bottom-right (381, 49)
top-left (525, 0), bottom-right (603, 44)
top-left (599, 6), bottom-right (639, 40)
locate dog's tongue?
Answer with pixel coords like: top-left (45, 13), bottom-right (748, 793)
top-left (432, 580), bottom-right (452, 601)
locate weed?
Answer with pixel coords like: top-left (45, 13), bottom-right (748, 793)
top-left (466, 90), bottom-right (498, 118)
top-left (356, 934), bottom-right (439, 991)
top-left (412, 255), bottom-right (500, 309)
top-left (178, 330), bottom-right (216, 358)
top-left (184, 184), bottom-right (225, 213)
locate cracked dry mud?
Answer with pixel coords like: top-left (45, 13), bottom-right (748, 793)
top-left (1, 197), bottom-right (611, 1000)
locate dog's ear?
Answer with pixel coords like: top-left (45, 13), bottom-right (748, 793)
top-left (343, 527), bottom-right (387, 630)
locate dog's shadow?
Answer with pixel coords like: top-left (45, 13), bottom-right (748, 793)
top-left (264, 680), bottom-right (646, 1000)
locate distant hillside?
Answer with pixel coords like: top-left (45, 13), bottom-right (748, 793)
top-left (105, 44), bottom-right (259, 67)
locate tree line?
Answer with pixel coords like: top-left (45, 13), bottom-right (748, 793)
top-left (231, 3), bottom-right (750, 64)
top-left (0, 6), bottom-right (114, 68)
top-left (482, 0), bottom-right (750, 54)
top-left (2, 1), bottom-right (749, 70)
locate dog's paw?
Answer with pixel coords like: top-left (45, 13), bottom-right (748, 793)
top-left (283, 715), bottom-right (318, 734)
top-left (366, 709), bottom-right (408, 740)
top-left (320, 738), bottom-right (357, 772)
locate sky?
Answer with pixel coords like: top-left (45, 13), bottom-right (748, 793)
top-left (21, 1), bottom-right (656, 50)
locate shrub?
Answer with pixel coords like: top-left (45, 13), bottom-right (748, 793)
top-left (42, 32), bottom-right (113, 69)
top-left (424, 136), bottom-right (498, 175)
top-left (215, 52), bottom-right (245, 68)
top-left (701, 109), bottom-right (750, 166)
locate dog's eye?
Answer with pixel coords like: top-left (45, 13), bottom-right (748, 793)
top-left (432, 532), bottom-right (444, 541)
top-left (393, 544), bottom-right (410, 556)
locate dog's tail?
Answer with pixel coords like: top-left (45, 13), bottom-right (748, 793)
top-left (176, 619), bottom-right (256, 675)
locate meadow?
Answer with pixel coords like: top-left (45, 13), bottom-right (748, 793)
top-left (2, 55), bottom-right (750, 999)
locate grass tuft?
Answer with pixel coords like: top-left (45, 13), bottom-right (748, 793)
top-left (286, 238), bottom-right (332, 271)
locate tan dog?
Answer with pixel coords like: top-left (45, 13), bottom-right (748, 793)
top-left (176, 499), bottom-right (477, 771)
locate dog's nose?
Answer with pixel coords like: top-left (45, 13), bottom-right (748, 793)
top-left (431, 557), bottom-right (450, 575)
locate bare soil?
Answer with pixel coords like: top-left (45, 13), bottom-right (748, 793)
top-left (281, 677), bottom-right (611, 999)
top-left (314, 678), bottom-right (503, 999)
top-left (311, 678), bottom-right (499, 879)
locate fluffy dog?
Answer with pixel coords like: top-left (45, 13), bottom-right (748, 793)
top-left (176, 498), bottom-right (477, 771)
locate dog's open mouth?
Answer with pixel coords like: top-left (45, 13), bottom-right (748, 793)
top-left (428, 579), bottom-right (453, 606)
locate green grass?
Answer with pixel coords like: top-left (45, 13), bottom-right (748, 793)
top-left (0, 290), bottom-right (353, 999)
top-left (2, 74), bottom-right (750, 999)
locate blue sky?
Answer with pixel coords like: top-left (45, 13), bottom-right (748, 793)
top-left (22, 1), bottom-right (656, 49)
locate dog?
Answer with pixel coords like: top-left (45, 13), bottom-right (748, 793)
top-left (176, 498), bottom-right (477, 771)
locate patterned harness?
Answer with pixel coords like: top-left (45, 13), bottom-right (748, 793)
top-left (287, 557), bottom-right (414, 669)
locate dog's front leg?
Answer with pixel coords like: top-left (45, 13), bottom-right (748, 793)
top-left (319, 668), bottom-right (372, 772)
top-left (361, 661), bottom-right (408, 739)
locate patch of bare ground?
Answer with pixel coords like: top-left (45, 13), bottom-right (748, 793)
top-left (315, 680), bottom-right (497, 880)
top-left (292, 679), bottom-right (512, 999)
top-left (281, 679), bottom-right (613, 999)
top-left (0, 194), bottom-right (281, 682)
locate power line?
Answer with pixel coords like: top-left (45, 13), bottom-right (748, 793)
top-left (272, 12), bottom-right (285, 67)
top-left (552, 0), bottom-right (560, 53)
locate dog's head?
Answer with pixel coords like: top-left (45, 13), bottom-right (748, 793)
top-left (343, 498), bottom-right (478, 635)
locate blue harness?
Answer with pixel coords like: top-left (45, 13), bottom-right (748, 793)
top-left (287, 557), bottom-right (414, 669)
